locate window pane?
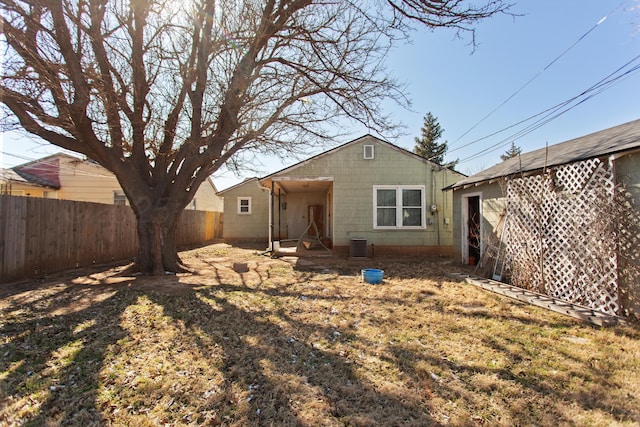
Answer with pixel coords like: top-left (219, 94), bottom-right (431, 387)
top-left (377, 189), bottom-right (396, 207)
top-left (377, 208), bottom-right (396, 226)
top-left (402, 208), bottom-right (422, 226)
top-left (402, 189), bottom-right (421, 207)
top-left (238, 198), bottom-right (250, 214)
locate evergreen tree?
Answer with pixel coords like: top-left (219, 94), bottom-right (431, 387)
top-left (414, 112), bottom-right (456, 167)
top-left (500, 142), bottom-right (523, 161)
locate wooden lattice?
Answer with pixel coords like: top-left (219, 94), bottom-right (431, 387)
top-left (502, 158), bottom-right (620, 315)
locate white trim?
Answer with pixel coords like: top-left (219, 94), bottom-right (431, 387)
top-left (43, 190), bottom-right (58, 199)
top-left (373, 185), bottom-right (426, 229)
top-left (237, 197), bottom-right (252, 215)
top-left (363, 144), bottom-right (374, 159)
top-left (271, 176), bottom-right (334, 182)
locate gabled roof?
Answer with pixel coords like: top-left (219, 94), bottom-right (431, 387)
top-left (11, 169), bottom-right (60, 189)
top-left (217, 134), bottom-right (465, 194)
top-left (217, 177), bottom-right (261, 195)
top-left (1, 168), bottom-right (52, 188)
top-left (449, 118), bottom-right (640, 190)
top-left (260, 134), bottom-right (460, 181)
top-left (10, 152), bottom-right (87, 189)
top-left (13, 152), bottom-right (84, 168)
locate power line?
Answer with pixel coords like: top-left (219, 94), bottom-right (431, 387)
top-left (455, 53), bottom-right (640, 164)
top-left (459, 59), bottom-right (640, 163)
top-left (451, 1), bottom-right (628, 146)
top-left (448, 52), bottom-right (640, 157)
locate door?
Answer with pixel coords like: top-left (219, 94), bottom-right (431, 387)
top-left (467, 196), bottom-right (481, 265)
top-left (307, 204), bottom-right (324, 237)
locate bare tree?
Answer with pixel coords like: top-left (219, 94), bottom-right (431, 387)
top-left (1, 0), bottom-right (511, 274)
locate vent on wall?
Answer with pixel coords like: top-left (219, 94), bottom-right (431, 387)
top-left (363, 144), bottom-right (374, 159)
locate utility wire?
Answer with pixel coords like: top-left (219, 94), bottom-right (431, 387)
top-left (460, 60), bottom-right (640, 163)
top-left (450, 1), bottom-right (628, 147)
top-left (455, 54), bottom-right (640, 164)
top-left (448, 52), bottom-right (640, 157)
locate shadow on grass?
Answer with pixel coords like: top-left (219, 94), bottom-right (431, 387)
top-left (2, 258), bottom-right (639, 426)
top-left (145, 283), bottom-right (441, 425)
top-left (383, 322), bottom-right (640, 426)
top-left (1, 284), bottom-right (137, 425)
top-left (1, 277), bottom-right (440, 425)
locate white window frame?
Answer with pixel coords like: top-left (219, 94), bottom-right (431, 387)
top-left (237, 197), bottom-right (252, 215)
top-left (373, 185), bottom-right (426, 230)
top-left (363, 144), bottom-right (374, 159)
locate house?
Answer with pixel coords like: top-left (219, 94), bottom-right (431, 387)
top-left (219, 135), bottom-right (464, 256)
top-left (1, 153), bottom-right (223, 211)
top-left (0, 167), bottom-right (59, 198)
top-left (217, 178), bottom-right (272, 242)
top-left (448, 118), bottom-right (640, 317)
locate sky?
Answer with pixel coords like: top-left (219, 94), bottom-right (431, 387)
top-left (2, 0), bottom-right (639, 190)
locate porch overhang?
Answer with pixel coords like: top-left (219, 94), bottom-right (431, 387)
top-left (259, 176), bottom-right (334, 194)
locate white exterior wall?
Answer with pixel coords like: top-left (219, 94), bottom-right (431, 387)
top-left (192, 178), bottom-right (223, 212)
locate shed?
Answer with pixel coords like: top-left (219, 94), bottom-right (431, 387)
top-left (449, 119), bottom-right (640, 317)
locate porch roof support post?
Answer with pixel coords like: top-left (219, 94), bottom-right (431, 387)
top-left (270, 181), bottom-right (274, 250)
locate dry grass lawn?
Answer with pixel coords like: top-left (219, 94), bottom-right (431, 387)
top-left (1, 243), bottom-right (639, 426)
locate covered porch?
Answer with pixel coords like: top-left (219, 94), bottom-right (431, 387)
top-left (260, 176), bottom-right (334, 254)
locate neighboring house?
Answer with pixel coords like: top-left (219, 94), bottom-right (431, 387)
top-left (0, 167), bottom-right (59, 198)
top-left (220, 135), bottom-right (464, 256)
top-left (448, 118), bottom-right (640, 317)
top-left (1, 153), bottom-right (223, 211)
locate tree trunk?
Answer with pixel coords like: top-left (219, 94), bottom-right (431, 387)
top-left (134, 207), bottom-right (183, 275)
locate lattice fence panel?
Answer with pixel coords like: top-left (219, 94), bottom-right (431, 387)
top-left (503, 158), bottom-right (620, 315)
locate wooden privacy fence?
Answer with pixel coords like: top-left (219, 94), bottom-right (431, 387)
top-left (0, 195), bottom-right (222, 283)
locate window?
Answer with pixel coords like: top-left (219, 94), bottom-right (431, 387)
top-left (363, 144), bottom-right (374, 159)
top-left (237, 197), bottom-right (251, 215)
top-left (373, 186), bottom-right (425, 229)
top-left (113, 190), bottom-right (127, 206)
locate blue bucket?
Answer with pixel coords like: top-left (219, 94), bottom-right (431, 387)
top-left (362, 268), bottom-right (384, 284)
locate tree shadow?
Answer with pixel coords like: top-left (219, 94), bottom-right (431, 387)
top-left (1, 274), bottom-right (442, 425)
top-left (382, 321), bottom-right (640, 426)
top-left (3, 254), bottom-right (638, 425)
top-left (1, 284), bottom-right (137, 425)
top-left (145, 283), bottom-right (442, 426)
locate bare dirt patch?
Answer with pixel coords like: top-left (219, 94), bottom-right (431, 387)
top-left (2, 243), bottom-right (639, 426)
